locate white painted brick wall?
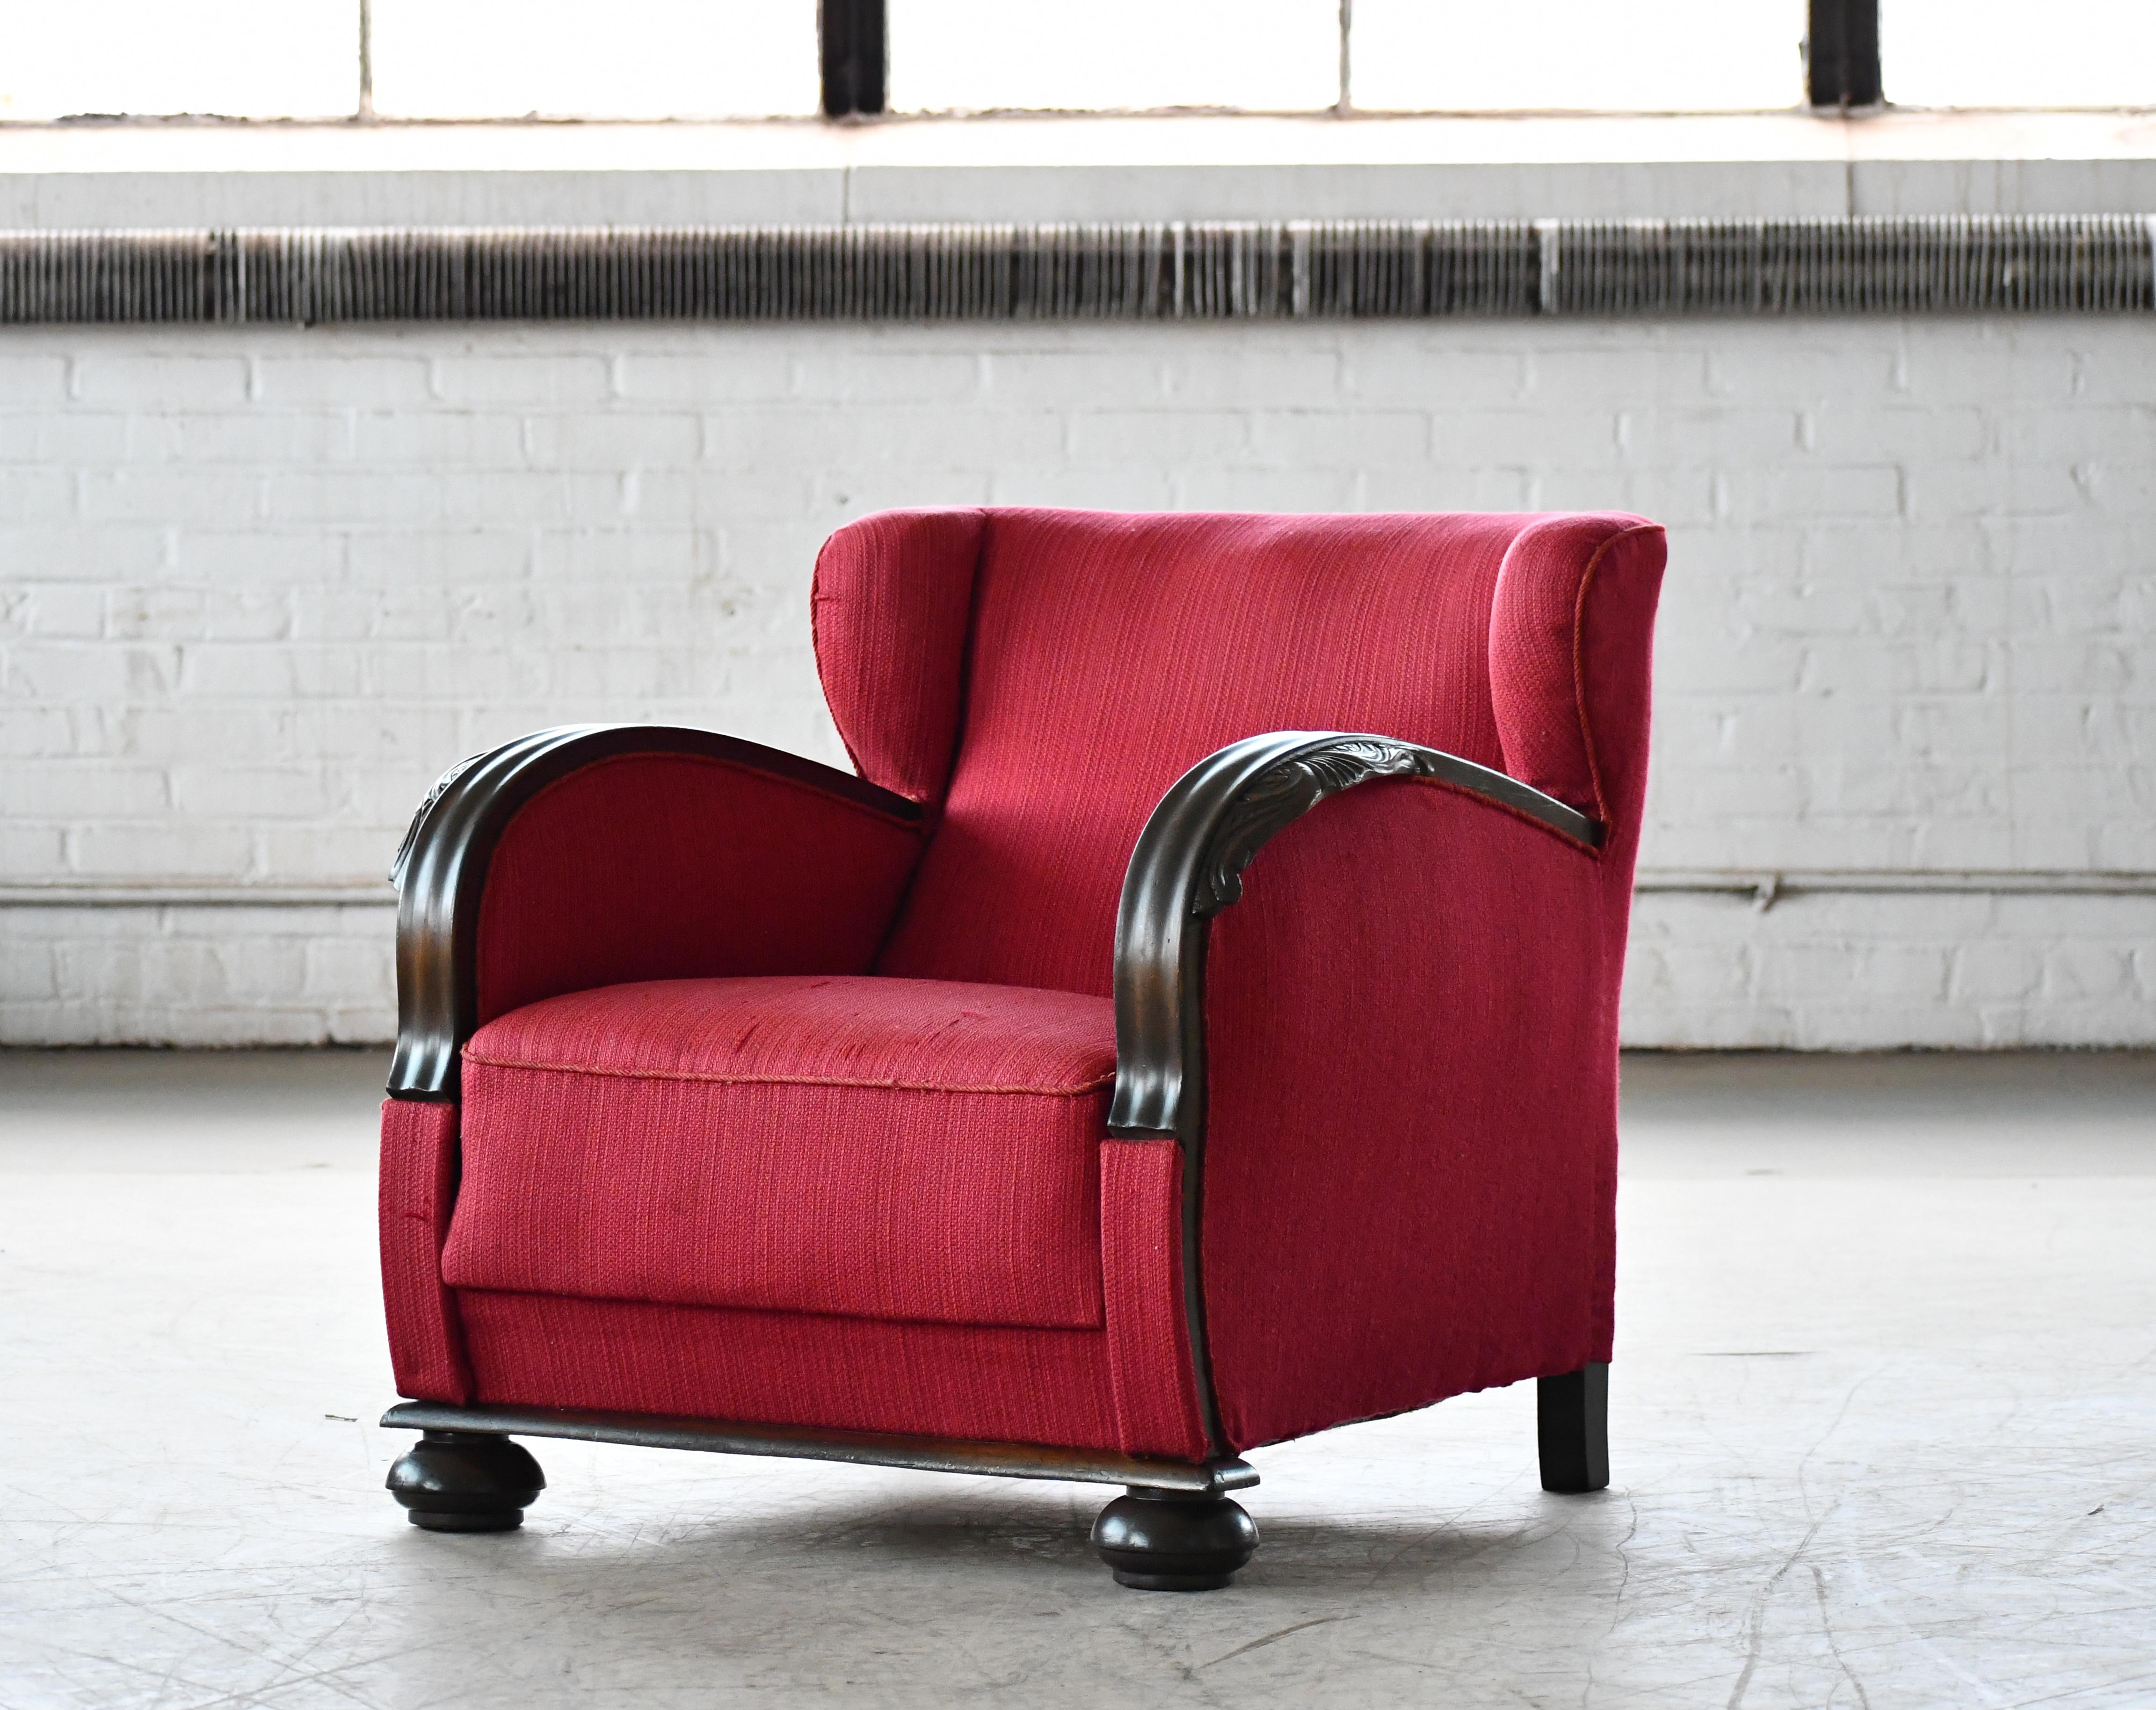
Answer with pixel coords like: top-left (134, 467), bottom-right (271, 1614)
top-left (2, 902), bottom-right (393, 1047)
top-left (4, 316), bottom-right (2152, 1047)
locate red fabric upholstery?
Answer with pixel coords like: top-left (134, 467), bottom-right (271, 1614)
top-left (444, 976), bottom-right (1116, 1330)
top-left (385, 504), bottom-right (1665, 1468)
top-left (812, 507), bottom-right (985, 807)
top-left (378, 1098), bottom-right (472, 1404)
top-left (476, 752), bottom-right (922, 1028)
top-left (457, 1291), bottom-right (1127, 1452)
top-left (1489, 514), bottom-right (1666, 819)
top-left (446, 1119), bottom-right (1210, 1458)
top-left (1200, 775), bottom-right (1637, 1452)
top-left (1101, 1139), bottom-right (1208, 1461)
top-left (865, 508), bottom-right (1655, 997)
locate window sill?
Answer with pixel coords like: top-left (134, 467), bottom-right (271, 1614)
top-left (2, 109), bottom-right (2154, 227)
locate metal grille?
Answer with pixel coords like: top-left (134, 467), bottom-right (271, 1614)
top-left (1, 217), bottom-right (2150, 326)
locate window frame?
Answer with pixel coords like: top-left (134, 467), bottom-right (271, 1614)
top-left (820, 0), bottom-right (888, 118)
top-left (1806, 0), bottom-right (1883, 110)
top-left (22, 0), bottom-right (2156, 128)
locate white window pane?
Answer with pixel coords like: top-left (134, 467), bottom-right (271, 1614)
top-left (371, 0), bottom-right (818, 119)
top-left (0, 0), bottom-right (354, 120)
top-left (1352, 0), bottom-right (1805, 112)
top-left (1882, 0), bottom-right (2156, 108)
top-left (890, 0), bottom-right (1338, 113)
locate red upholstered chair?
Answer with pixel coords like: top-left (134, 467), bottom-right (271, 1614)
top-left (378, 507), bottom-right (1665, 1589)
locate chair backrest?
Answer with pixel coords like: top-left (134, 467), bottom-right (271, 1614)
top-left (813, 507), bottom-right (1665, 998)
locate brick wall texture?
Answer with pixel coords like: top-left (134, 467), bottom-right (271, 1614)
top-left (3, 318), bottom-right (2151, 1047)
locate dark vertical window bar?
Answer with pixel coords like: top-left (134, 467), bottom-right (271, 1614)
top-left (820, 0), bottom-right (888, 118)
top-left (1806, 0), bottom-right (1881, 109)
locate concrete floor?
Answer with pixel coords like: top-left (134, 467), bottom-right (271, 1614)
top-left (2, 1050), bottom-right (2152, 1709)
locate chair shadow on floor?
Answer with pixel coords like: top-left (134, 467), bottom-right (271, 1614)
top-left (385, 1478), bottom-right (1633, 1597)
top-left (365, 1482), bottom-right (1637, 1703)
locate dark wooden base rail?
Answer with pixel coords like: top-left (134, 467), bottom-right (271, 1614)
top-left (380, 1400), bottom-right (1259, 1494)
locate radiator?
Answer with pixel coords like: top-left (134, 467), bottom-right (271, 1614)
top-left (1, 216), bottom-right (2150, 324)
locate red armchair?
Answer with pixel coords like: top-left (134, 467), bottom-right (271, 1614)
top-left (378, 506), bottom-right (1665, 1589)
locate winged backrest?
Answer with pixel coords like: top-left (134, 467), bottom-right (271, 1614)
top-left (812, 507), bottom-right (1665, 1000)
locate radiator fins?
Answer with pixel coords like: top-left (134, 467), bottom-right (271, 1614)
top-left (1, 217), bottom-right (2149, 325)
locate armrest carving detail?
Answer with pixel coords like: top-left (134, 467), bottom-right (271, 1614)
top-left (389, 749), bottom-right (489, 890)
top-left (1194, 735), bottom-right (1597, 920)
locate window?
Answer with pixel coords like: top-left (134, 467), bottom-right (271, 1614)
top-left (1, 0), bottom-right (2148, 125)
top-left (1349, 1), bottom-right (1806, 114)
top-left (887, 0), bottom-right (1336, 115)
top-left (0, 0), bottom-right (354, 121)
top-left (369, 0), bottom-right (818, 120)
top-left (1880, 0), bottom-right (2155, 109)
top-left (0, 0), bottom-right (817, 123)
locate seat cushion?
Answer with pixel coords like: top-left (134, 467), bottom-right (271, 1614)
top-left (443, 975), bottom-right (1116, 1330)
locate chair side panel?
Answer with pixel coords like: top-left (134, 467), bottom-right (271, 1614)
top-left (1102, 1138), bottom-right (1210, 1460)
top-left (379, 1098), bottom-right (475, 1404)
top-left (1196, 780), bottom-right (1626, 1453)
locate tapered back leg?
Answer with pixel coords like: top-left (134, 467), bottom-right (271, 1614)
top-left (1538, 1363), bottom-right (1611, 1493)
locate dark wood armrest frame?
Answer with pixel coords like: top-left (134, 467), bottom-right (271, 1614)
top-left (1108, 731), bottom-right (1602, 1453)
top-left (385, 723), bottom-right (923, 1102)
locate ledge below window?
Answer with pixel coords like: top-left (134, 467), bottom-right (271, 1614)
top-left (1, 109), bottom-right (2154, 229)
